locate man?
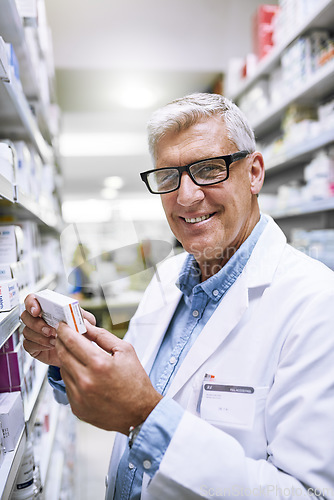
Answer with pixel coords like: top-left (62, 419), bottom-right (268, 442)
top-left (22, 93), bottom-right (334, 499)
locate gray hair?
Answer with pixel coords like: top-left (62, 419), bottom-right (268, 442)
top-left (147, 93), bottom-right (256, 162)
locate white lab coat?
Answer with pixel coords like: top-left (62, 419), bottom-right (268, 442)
top-left (105, 216), bottom-right (334, 499)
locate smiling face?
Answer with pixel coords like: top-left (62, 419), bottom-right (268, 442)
top-left (156, 117), bottom-right (265, 280)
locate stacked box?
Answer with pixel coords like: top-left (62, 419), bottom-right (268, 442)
top-left (253, 5), bottom-right (280, 60)
top-left (0, 392), bottom-right (25, 452)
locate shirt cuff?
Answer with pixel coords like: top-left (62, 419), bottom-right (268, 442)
top-left (129, 397), bottom-right (184, 478)
top-left (47, 365), bottom-right (69, 405)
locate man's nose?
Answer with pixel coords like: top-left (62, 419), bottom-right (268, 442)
top-left (176, 172), bottom-right (205, 206)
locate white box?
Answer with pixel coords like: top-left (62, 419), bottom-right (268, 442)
top-left (0, 279), bottom-right (19, 311)
top-left (0, 36), bottom-right (10, 81)
top-left (35, 289), bottom-right (87, 334)
top-left (0, 392), bottom-right (25, 452)
top-left (0, 225), bottom-right (24, 263)
top-left (0, 142), bottom-right (15, 184)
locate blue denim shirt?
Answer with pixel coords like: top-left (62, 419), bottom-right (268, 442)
top-left (113, 214), bottom-right (268, 499)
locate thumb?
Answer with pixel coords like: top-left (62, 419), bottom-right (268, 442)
top-left (84, 319), bottom-right (122, 354)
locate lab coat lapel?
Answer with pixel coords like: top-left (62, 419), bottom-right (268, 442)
top-left (139, 278), bottom-right (182, 373)
top-left (165, 216), bottom-right (287, 400)
top-left (166, 271), bottom-right (249, 399)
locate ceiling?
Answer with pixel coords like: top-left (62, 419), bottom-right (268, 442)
top-left (44, 0), bottom-right (277, 212)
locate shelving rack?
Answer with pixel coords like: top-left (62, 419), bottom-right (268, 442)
top-left (0, 1), bottom-right (65, 497)
top-left (227, 0), bottom-right (334, 242)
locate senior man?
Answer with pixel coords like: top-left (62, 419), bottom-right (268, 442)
top-left (22, 93), bottom-right (334, 499)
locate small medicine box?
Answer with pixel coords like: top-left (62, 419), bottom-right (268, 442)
top-left (35, 289), bottom-right (87, 334)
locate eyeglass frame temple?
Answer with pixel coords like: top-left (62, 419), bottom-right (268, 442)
top-left (140, 150), bottom-right (250, 194)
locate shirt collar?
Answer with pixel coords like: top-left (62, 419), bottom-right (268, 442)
top-left (176, 214), bottom-right (268, 301)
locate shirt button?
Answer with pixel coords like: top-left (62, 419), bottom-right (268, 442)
top-left (192, 309), bottom-right (199, 318)
top-left (105, 475), bottom-right (109, 487)
top-left (169, 356), bottom-right (177, 365)
top-left (213, 289), bottom-right (219, 297)
top-left (143, 459), bottom-right (152, 470)
top-left (128, 462), bottom-right (135, 470)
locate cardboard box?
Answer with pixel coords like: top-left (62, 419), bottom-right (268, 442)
top-left (35, 289), bottom-right (87, 334)
top-left (0, 279), bottom-right (19, 311)
top-left (0, 392), bottom-right (25, 451)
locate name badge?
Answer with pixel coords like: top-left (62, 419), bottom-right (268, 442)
top-left (200, 382), bottom-right (256, 429)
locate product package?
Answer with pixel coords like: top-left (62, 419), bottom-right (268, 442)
top-left (0, 279), bottom-right (19, 312)
top-left (35, 289), bottom-right (87, 334)
top-left (0, 391), bottom-right (25, 451)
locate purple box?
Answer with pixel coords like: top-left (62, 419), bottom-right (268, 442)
top-left (0, 356), bottom-right (11, 392)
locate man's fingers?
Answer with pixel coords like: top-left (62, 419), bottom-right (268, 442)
top-left (81, 308), bottom-right (96, 326)
top-left (84, 321), bottom-right (122, 354)
top-left (21, 310), bottom-right (56, 338)
top-left (24, 294), bottom-right (42, 317)
top-left (56, 322), bottom-right (98, 366)
top-left (22, 325), bottom-right (57, 348)
top-left (23, 338), bottom-right (54, 356)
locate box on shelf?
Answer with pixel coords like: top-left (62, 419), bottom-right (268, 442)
top-left (0, 142), bottom-right (15, 185)
top-left (0, 391), bottom-right (25, 451)
top-left (253, 4), bottom-right (280, 60)
top-left (0, 225), bottom-right (25, 263)
top-left (0, 36), bottom-right (10, 81)
top-left (13, 141), bottom-right (33, 197)
top-left (0, 279), bottom-right (19, 312)
top-left (15, 0), bottom-right (37, 19)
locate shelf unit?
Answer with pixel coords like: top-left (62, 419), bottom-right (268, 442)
top-left (0, 428), bottom-right (26, 500)
top-left (227, 0), bottom-right (334, 243)
top-left (229, 0), bottom-right (334, 102)
top-left (0, 1), bottom-right (66, 496)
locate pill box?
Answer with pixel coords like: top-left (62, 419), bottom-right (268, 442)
top-left (34, 289), bottom-right (87, 334)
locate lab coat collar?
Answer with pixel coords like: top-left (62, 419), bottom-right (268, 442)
top-left (165, 216), bottom-right (287, 399)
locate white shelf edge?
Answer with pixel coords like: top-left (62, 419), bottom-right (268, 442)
top-left (268, 198), bottom-right (334, 219)
top-left (39, 401), bottom-right (60, 485)
top-left (24, 362), bottom-right (48, 423)
top-left (1, 79), bottom-right (52, 164)
top-left (0, 174), bottom-right (15, 202)
top-left (15, 188), bottom-right (62, 232)
top-left (0, 306), bottom-right (20, 349)
top-left (0, 427), bottom-right (26, 500)
top-left (251, 59), bottom-right (334, 136)
top-left (229, 0), bottom-right (334, 101)
top-left (265, 128), bottom-right (334, 172)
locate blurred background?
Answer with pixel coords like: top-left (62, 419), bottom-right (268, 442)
top-left (1, 1), bottom-right (334, 498)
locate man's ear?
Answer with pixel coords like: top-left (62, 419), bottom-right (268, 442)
top-left (249, 152), bottom-right (265, 195)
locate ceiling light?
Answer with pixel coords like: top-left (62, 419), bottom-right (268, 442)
top-left (103, 176), bottom-right (124, 189)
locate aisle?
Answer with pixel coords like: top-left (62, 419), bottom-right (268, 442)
top-left (74, 420), bottom-right (115, 500)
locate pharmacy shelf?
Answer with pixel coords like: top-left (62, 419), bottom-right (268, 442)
top-left (20, 273), bottom-right (58, 305)
top-left (39, 400), bottom-right (60, 485)
top-left (269, 198), bottom-right (334, 219)
top-left (0, 305), bottom-right (20, 349)
top-left (24, 362), bottom-right (48, 423)
top-left (15, 188), bottom-right (63, 232)
top-left (0, 427), bottom-right (26, 500)
top-left (0, 78), bottom-right (52, 164)
top-left (0, 173), bottom-right (15, 202)
top-left (0, 0), bottom-right (39, 99)
top-left (265, 128), bottom-right (334, 173)
top-left (229, 0), bottom-right (334, 101)
top-left (251, 59), bottom-right (334, 137)
top-left (0, 185), bottom-right (62, 232)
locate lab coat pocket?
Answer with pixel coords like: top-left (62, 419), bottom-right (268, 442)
top-left (199, 382), bottom-right (270, 431)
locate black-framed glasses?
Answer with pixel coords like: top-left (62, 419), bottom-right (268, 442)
top-left (140, 150), bottom-right (250, 194)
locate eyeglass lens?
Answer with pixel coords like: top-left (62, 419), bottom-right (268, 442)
top-left (147, 158), bottom-right (228, 193)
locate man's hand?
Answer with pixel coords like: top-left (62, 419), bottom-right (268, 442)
top-left (21, 293), bottom-right (96, 367)
top-left (55, 321), bottom-right (163, 434)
